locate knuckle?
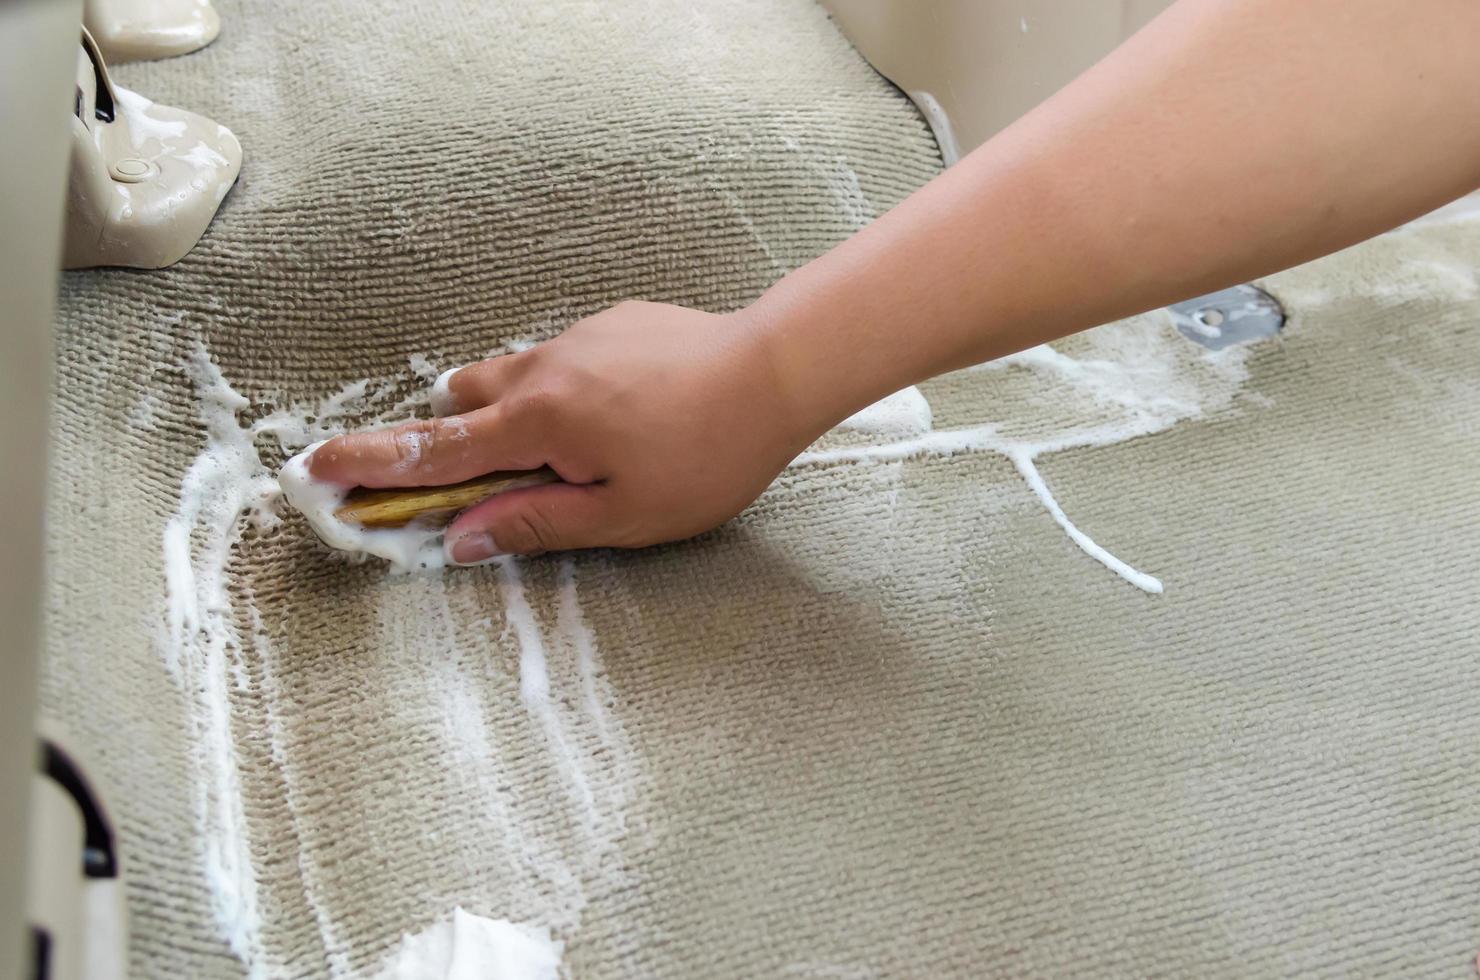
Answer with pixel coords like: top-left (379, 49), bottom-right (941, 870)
top-left (390, 420), bottom-right (436, 475)
top-left (464, 358), bottom-right (507, 396)
top-left (388, 417), bottom-right (475, 477)
top-left (511, 382), bottom-right (567, 428)
top-left (506, 506), bottom-right (559, 555)
top-left (429, 416), bottom-right (474, 465)
top-left (444, 369), bottom-right (474, 405)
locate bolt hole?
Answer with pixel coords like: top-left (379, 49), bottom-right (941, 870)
top-left (1196, 309), bottom-right (1225, 328)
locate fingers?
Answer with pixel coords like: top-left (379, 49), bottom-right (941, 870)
top-left (308, 405), bottom-right (546, 489)
top-left (430, 356), bottom-right (518, 417)
top-left (443, 482), bottom-right (614, 561)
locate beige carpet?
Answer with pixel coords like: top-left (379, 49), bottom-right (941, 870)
top-left (44, 0), bottom-right (1480, 976)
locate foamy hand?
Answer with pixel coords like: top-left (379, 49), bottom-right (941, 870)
top-left (308, 301), bottom-right (817, 563)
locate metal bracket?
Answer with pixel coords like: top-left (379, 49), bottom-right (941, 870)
top-left (1169, 284), bottom-right (1285, 351)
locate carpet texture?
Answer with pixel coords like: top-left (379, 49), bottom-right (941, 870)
top-left (43, 0), bottom-right (1480, 977)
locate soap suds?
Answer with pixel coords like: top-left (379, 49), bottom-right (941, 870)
top-left (556, 559), bottom-right (619, 752)
top-left (547, 558), bottom-right (636, 853)
top-left (494, 557), bottom-right (605, 828)
top-left (317, 379), bottom-right (373, 421)
top-left (408, 353), bottom-right (441, 383)
top-left (161, 348), bottom-right (644, 974)
top-left (128, 391), bottom-right (164, 432)
top-left (431, 367), bottom-right (458, 417)
top-left (1007, 449), bottom-right (1163, 593)
top-left (277, 432), bottom-right (547, 575)
top-left (394, 428), bottom-right (430, 471)
top-left (378, 574), bottom-right (594, 935)
top-left (162, 347), bottom-right (282, 975)
top-left (248, 590), bottom-right (354, 976)
top-left (161, 314), bottom-right (1225, 977)
top-left (806, 419), bottom-right (1169, 589)
top-left (969, 337), bottom-right (1214, 421)
top-left (496, 557), bottom-right (552, 707)
top-left (379, 560), bottom-right (640, 944)
top-left (366, 908), bottom-right (561, 980)
top-left (803, 314), bottom-right (1262, 593)
top-left (164, 347), bottom-right (439, 972)
top-left (277, 446), bottom-right (450, 573)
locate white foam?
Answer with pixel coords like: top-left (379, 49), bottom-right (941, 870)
top-left (248, 590), bottom-right (352, 975)
top-left (798, 420), bottom-right (1165, 594)
top-left (556, 559), bottom-right (618, 751)
top-left (385, 574), bottom-right (595, 936)
top-left (971, 340), bottom-right (1212, 421)
top-left (431, 367), bottom-right (458, 417)
top-left (1007, 449), bottom-right (1163, 593)
top-left (157, 348), bottom-right (644, 972)
top-left (495, 558), bottom-right (551, 707)
top-left (163, 349), bottom-right (639, 964)
top-left (127, 391), bottom-right (163, 432)
top-left (367, 908), bottom-right (561, 980)
top-left (277, 445), bottom-right (452, 574)
top-left (160, 351), bottom-right (487, 971)
top-left (317, 379), bottom-right (372, 421)
top-left (408, 353), bottom-right (441, 383)
top-left (494, 558), bottom-right (602, 823)
top-left (278, 318), bottom-right (1241, 592)
top-left (278, 420), bottom-right (534, 574)
top-left (162, 346), bottom-right (281, 974)
top-left (801, 316), bottom-right (1260, 593)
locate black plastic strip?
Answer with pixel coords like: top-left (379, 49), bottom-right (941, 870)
top-left (40, 740), bottom-right (118, 879)
top-left (91, 57), bottom-right (114, 123)
top-left (30, 926), bottom-right (52, 980)
top-left (79, 32), bottom-right (114, 123)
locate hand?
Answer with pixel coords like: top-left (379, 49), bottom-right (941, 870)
top-left (308, 301), bottom-right (819, 562)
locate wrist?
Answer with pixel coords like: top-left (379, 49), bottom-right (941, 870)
top-left (738, 272), bottom-right (921, 445)
top-left (730, 290), bottom-right (860, 452)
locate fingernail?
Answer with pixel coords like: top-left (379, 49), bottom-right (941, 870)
top-left (448, 531), bottom-right (501, 566)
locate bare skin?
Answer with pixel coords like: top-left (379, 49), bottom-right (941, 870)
top-left (311, 0), bottom-right (1480, 564)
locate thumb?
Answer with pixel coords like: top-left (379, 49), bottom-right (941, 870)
top-left (443, 482), bottom-right (612, 562)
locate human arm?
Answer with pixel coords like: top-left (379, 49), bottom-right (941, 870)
top-left (309, 0), bottom-right (1480, 562)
